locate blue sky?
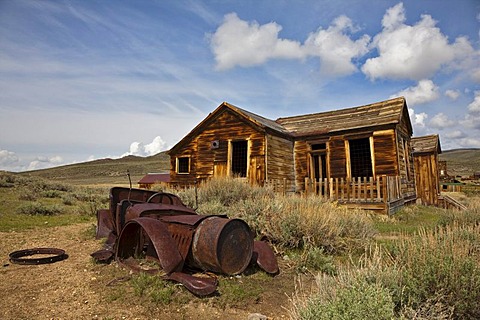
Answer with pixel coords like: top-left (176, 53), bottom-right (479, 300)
top-left (1, 0), bottom-right (479, 171)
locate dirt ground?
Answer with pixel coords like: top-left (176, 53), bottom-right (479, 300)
top-left (0, 222), bottom-right (299, 320)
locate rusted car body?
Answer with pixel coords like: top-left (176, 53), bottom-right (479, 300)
top-left (92, 187), bottom-right (278, 296)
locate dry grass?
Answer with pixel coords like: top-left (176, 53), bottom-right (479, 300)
top-left (289, 219), bottom-right (480, 320)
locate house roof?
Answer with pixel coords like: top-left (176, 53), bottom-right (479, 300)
top-left (138, 173), bottom-right (170, 184)
top-left (411, 134), bottom-right (442, 154)
top-left (169, 97), bottom-right (413, 154)
top-left (224, 102), bottom-right (291, 136)
top-left (275, 96), bottom-right (411, 137)
top-left (168, 102), bottom-right (290, 154)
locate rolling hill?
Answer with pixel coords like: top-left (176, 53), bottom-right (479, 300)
top-left (439, 148), bottom-right (480, 177)
top-left (21, 152), bottom-right (170, 186)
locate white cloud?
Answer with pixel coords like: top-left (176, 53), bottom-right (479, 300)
top-left (304, 15), bottom-right (370, 76)
top-left (27, 155), bottom-right (64, 171)
top-left (210, 13), bottom-right (370, 76)
top-left (0, 149), bottom-right (19, 167)
top-left (210, 13), bottom-right (304, 71)
top-left (123, 136), bottom-right (167, 157)
top-left (362, 3), bottom-right (471, 81)
top-left (456, 137), bottom-right (480, 148)
top-left (445, 89), bottom-right (460, 100)
top-left (393, 79), bottom-right (439, 105)
top-left (472, 68), bottom-right (480, 83)
top-left (430, 112), bottom-right (456, 128)
top-left (408, 107), bottom-right (428, 127)
top-left (461, 113), bottom-right (480, 130)
top-left (467, 91), bottom-right (480, 113)
top-left (444, 130), bottom-right (466, 139)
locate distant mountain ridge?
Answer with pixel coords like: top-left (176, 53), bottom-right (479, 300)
top-left (18, 149), bottom-right (479, 185)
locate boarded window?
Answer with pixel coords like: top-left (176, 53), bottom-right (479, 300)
top-left (231, 141), bottom-right (247, 177)
top-left (177, 157), bottom-right (190, 174)
top-left (349, 138), bottom-right (373, 177)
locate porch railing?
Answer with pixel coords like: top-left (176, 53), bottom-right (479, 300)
top-left (304, 176), bottom-right (405, 203)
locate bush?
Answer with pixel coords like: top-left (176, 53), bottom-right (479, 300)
top-left (394, 224), bottom-right (480, 319)
top-left (296, 275), bottom-right (394, 320)
top-left (18, 192), bottom-right (37, 201)
top-left (232, 195), bottom-right (376, 253)
top-left (175, 176), bottom-right (274, 208)
top-left (62, 194), bottom-right (76, 206)
top-left (17, 202), bottom-right (62, 216)
top-left (291, 221), bottom-right (480, 320)
top-left (293, 246), bottom-right (337, 275)
top-left (42, 190), bottom-right (63, 198)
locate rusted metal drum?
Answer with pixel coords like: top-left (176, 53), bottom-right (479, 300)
top-left (190, 216), bottom-right (253, 275)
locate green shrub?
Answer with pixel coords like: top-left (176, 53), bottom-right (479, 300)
top-left (18, 192), bottom-right (37, 201)
top-left (293, 246), bottom-right (337, 275)
top-left (42, 190), bottom-right (62, 198)
top-left (394, 224), bottom-right (480, 319)
top-left (175, 176), bottom-right (274, 208)
top-left (298, 276), bottom-right (394, 320)
top-left (62, 194), bottom-right (76, 206)
top-left (17, 202), bottom-right (62, 215)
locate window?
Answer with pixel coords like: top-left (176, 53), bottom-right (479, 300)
top-left (177, 157), bottom-right (190, 174)
top-left (311, 143), bottom-right (326, 150)
top-left (349, 138), bottom-right (373, 177)
top-left (310, 143), bottom-right (327, 181)
top-left (231, 140), bottom-right (248, 177)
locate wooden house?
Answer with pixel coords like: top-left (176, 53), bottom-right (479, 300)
top-left (411, 135), bottom-right (442, 205)
top-left (169, 97), bottom-right (417, 213)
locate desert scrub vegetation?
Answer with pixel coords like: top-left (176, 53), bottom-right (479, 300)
top-left (0, 171), bottom-right (107, 231)
top-left (291, 215), bottom-right (480, 319)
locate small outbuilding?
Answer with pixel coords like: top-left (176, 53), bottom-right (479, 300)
top-left (138, 173), bottom-right (170, 190)
top-left (411, 134), bottom-right (442, 205)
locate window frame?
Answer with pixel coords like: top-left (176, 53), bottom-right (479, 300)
top-left (176, 156), bottom-right (190, 174)
top-left (347, 137), bottom-right (374, 178)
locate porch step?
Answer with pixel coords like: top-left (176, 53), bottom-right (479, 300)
top-left (439, 194), bottom-right (467, 211)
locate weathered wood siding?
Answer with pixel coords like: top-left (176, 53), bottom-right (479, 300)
top-left (414, 153), bottom-right (440, 205)
top-left (329, 136), bottom-right (347, 178)
top-left (373, 130), bottom-right (398, 176)
top-left (170, 109), bottom-right (266, 186)
top-left (266, 134), bottom-right (295, 191)
top-left (293, 140), bottom-right (309, 191)
top-left (169, 136), bottom-right (197, 186)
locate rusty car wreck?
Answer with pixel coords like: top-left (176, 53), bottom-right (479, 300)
top-left (92, 187), bottom-right (278, 296)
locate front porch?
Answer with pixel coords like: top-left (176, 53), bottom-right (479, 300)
top-left (267, 176), bottom-right (417, 214)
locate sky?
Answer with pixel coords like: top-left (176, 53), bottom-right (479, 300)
top-left (1, 0), bottom-right (480, 172)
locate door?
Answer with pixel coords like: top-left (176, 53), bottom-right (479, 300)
top-left (311, 152), bottom-right (327, 195)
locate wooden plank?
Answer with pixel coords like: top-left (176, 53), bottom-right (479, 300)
top-left (376, 176), bottom-right (381, 201)
top-left (340, 178), bottom-right (345, 200)
top-left (369, 177), bottom-right (374, 201)
top-left (347, 178), bottom-right (351, 201)
top-left (363, 177), bottom-right (368, 201)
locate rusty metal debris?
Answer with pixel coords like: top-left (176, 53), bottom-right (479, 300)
top-left (92, 187), bottom-right (278, 296)
top-left (9, 247), bottom-right (68, 265)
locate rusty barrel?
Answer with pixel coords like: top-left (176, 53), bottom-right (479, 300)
top-left (190, 216), bottom-right (253, 275)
